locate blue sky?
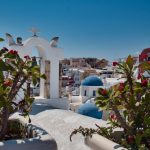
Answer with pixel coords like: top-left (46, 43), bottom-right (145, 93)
top-left (0, 0), bottom-right (150, 60)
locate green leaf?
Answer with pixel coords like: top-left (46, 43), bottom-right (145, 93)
top-left (144, 129), bottom-right (150, 136)
top-left (139, 62), bottom-right (150, 71)
top-left (0, 71), bottom-right (4, 81)
top-left (27, 97), bottom-right (35, 104)
top-left (135, 134), bottom-right (142, 146)
top-left (32, 76), bottom-right (37, 85)
top-left (4, 53), bottom-right (17, 59)
top-left (40, 74), bottom-right (46, 80)
top-left (0, 60), bottom-right (8, 71)
top-left (0, 38), bottom-right (4, 42)
top-left (144, 117), bottom-right (150, 126)
top-left (113, 91), bottom-right (120, 98)
top-left (99, 106), bottom-right (107, 110)
top-left (31, 66), bottom-right (40, 72)
top-left (126, 55), bottom-right (134, 69)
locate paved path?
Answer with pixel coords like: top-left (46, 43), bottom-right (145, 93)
top-left (29, 103), bottom-right (108, 150)
top-left (11, 103), bottom-right (108, 150)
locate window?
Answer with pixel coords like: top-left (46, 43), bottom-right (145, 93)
top-left (84, 90), bottom-right (86, 96)
top-left (93, 90), bottom-right (96, 96)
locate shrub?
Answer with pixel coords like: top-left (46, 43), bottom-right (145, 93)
top-left (71, 55), bottom-right (150, 149)
top-left (0, 39), bottom-right (46, 140)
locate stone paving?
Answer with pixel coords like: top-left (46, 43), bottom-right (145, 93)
top-left (28, 103), bottom-right (108, 150)
top-left (12, 103), bottom-right (108, 150)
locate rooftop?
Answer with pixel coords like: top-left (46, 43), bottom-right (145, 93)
top-left (81, 75), bottom-right (103, 86)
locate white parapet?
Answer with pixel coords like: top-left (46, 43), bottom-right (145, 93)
top-left (34, 97), bottom-right (69, 110)
top-left (85, 134), bottom-right (127, 150)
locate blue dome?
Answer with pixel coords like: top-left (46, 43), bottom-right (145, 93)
top-left (81, 75), bottom-right (103, 86)
top-left (77, 103), bottom-right (103, 119)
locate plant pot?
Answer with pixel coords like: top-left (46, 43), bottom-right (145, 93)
top-left (84, 134), bottom-right (127, 150)
top-left (0, 119), bottom-right (57, 150)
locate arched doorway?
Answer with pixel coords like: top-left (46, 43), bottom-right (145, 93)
top-left (7, 36), bottom-right (63, 99)
top-left (44, 60), bottom-right (50, 98)
top-left (31, 46), bottom-right (51, 99)
top-left (30, 47), bottom-right (50, 98)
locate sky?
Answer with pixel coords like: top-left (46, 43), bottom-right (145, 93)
top-left (0, 0), bottom-right (150, 60)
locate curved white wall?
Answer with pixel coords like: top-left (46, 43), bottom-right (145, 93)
top-left (8, 36), bottom-right (63, 99)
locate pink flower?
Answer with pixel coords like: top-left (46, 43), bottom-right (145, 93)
top-left (24, 55), bottom-right (30, 60)
top-left (100, 89), bottom-right (107, 95)
top-left (127, 135), bottom-right (134, 144)
top-left (137, 73), bottom-right (142, 80)
top-left (141, 79), bottom-right (148, 87)
top-left (9, 50), bottom-right (14, 54)
top-left (110, 114), bottom-right (117, 120)
top-left (13, 50), bottom-right (18, 55)
top-left (9, 50), bottom-right (18, 55)
top-left (118, 82), bottom-right (124, 91)
top-left (113, 62), bottom-right (118, 66)
top-left (3, 79), bottom-right (13, 87)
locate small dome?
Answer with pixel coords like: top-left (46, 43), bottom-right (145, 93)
top-left (81, 75), bottom-right (103, 86)
top-left (77, 103), bottom-right (103, 119)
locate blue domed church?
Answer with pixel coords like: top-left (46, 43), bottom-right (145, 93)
top-left (70, 75), bottom-right (104, 119)
top-left (76, 75), bottom-right (103, 119)
top-left (80, 75), bottom-right (103, 98)
top-left (77, 102), bottom-right (103, 119)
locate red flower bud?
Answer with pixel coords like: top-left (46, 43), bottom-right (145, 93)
top-left (141, 79), bottom-right (148, 87)
top-left (24, 55), bottom-right (30, 60)
top-left (100, 89), bottom-right (107, 95)
top-left (118, 82), bottom-right (124, 91)
top-left (3, 79), bottom-right (13, 87)
top-left (13, 50), bottom-right (18, 55)
top-left (110, 114), bottom-right (117, 120)
top-left (127, 135), bottom-right (134, 144)
top-left (9, 50), bottom-right (14, 54)
top-left (137, 73), bottom-right (142, 79)
top-left (8, 50), bottom-right (18, 55)
top-left (113, 62), bottom-right (118, 66)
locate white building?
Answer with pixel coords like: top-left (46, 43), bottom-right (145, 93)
top-left (6, 33), bottom-right (63, 99)
top-left (80, 75), bottom-right (104, 98)
top-left (65, 68), bottom-right (84, 86)
top-left (95, 66), bottom-right (114, 79)
top-left (73, 70), bottom-right (81, 86)
top-left (70, 75), bottom-right (104, 111)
